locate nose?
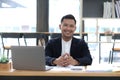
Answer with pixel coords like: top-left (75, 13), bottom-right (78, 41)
top-left (66, 26), bottom-right (71, 30)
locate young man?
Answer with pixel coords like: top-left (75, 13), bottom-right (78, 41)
top-left (45, 14), bottom-right (92, 67)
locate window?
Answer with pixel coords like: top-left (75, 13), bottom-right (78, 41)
top-left (0, 0), bottom-right (36, 32)
top-left (0, 0), bottom-right (37, 54)
top-left (49, 0), bottom-right (80, 33)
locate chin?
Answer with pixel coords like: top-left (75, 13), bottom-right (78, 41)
top-left (65, 35), bottom-right (72, 38)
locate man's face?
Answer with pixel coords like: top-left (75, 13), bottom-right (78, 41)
top-left (59, 19), bottom-right (76, 40)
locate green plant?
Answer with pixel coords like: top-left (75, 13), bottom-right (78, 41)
top-left (0, 55), bottom-right (9, 63)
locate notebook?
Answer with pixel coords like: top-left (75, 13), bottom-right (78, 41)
top-left (11, 46), bottom-right (52, 71)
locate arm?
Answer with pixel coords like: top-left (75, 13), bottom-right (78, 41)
top-left (45, 40), bottom-right (56, 66)
top-left (76, 39), bottom-right (92, 66)
top-left (70, 39), bottom-right (92, 66)
top-left (45, 38), bottom-right (61, 66)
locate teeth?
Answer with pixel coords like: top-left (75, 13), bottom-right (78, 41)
top-left (67, 33), bottom-right (69, 34)
top-left (66, 31), bottom-right (70, 33)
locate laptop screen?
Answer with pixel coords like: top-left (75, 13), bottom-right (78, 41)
top-left (11, 46), bottom-right (46, 71)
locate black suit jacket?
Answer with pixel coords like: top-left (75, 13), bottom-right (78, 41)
top-left (45, 37), bottom-right (92, 66)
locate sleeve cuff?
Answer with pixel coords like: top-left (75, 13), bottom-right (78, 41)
top-left (50, 58), bottom-right (56, 66)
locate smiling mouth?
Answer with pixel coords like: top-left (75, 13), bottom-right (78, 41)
top-left (65, 31), bottom-right (71, 34)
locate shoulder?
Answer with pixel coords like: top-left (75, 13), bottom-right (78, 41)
top-left (72, 37), bottom-right (87, 45)
top-left (73, 37), bottom-right (85, 42)
top-left (48, 37), bottom-right (61, 44)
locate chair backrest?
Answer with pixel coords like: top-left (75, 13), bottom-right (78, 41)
top-left (1, 33), bottom-right (22, 46)
top-left (23, 33), bottom-right (46, 46)
top-left (50, 33), bottom-right (61, 39)
top-left (112, 34), bottom-right (120, 40)
top-left (112, 34), bottom-right (120, 49)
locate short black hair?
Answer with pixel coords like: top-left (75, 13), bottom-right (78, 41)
top-left (61, 14), bottom-right (76, 24)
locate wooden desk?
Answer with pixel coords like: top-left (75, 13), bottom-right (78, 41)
top-left (0, 70), bottom-right (120, 76)
top-left (0, 70), bottom-right (120, 80)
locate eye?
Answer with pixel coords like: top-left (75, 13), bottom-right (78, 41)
top-left (69, 25), bottom-right (74, 28)
top-left (62, 23), bottom-right (75, 28)
top-left (63, 24), bottom-right (68, 27)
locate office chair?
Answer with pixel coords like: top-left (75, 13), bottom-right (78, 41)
top-left (109, 34), bottom-right (120, 63)
top-left (23, 33), bottom-right (46, 47)
top-left (1, 33), bottom-right (22, 58)
top-left (50, 33), bottom-right (61, 39)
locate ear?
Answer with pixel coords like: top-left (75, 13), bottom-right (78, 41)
top-left (59, 24), bottom-right (61, 30)
top-left (74, 26), bottom-right (76, 31)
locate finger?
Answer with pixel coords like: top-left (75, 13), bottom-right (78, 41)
top-left (63, 62), bottom-right (69, 67)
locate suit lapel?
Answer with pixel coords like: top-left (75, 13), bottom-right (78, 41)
top-left (56, 37), bottom-right (62, 56)
top-left (70, 37), bottom-right (76, 55)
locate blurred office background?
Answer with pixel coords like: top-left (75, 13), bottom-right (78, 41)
top-left (0, 0), bottom-right (120, 65)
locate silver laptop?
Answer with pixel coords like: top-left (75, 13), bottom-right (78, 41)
top-left (11, 46), bottom-right (52, 71)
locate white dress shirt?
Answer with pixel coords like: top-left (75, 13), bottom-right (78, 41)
top-left (61, 38), bottom-right (72, 55)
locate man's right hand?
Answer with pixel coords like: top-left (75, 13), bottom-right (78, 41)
top-left (53, 54), bottom-right (70, 67)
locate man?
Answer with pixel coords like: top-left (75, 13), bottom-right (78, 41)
top-left (45, 14), bottom-right (92, 67)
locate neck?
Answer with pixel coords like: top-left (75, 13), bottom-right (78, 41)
top-left (62, 36), bottom-right (72, 42)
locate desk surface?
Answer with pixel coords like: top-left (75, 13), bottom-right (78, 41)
top-left (0, 69), bottom-right (120, 77)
